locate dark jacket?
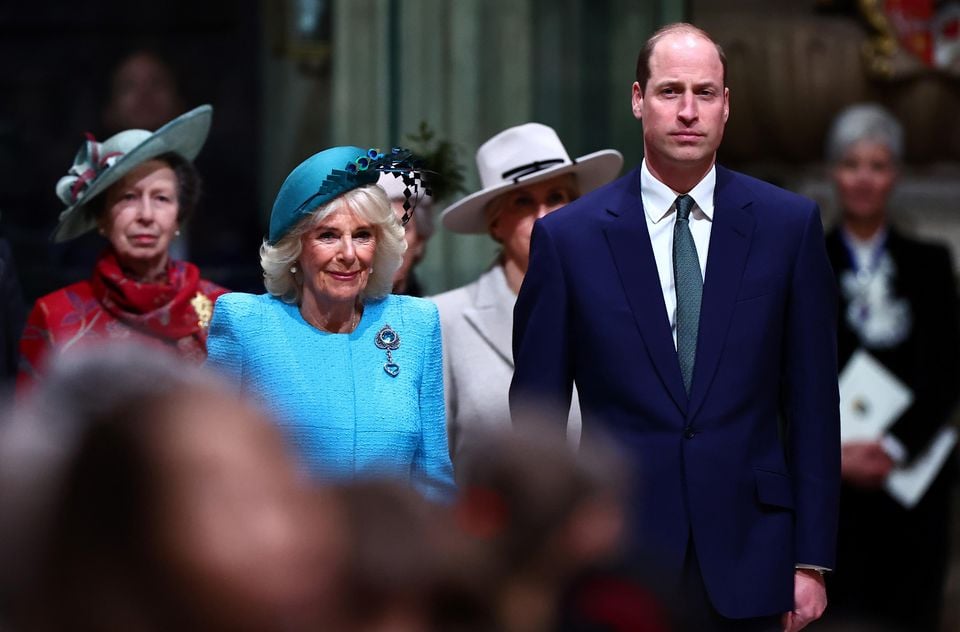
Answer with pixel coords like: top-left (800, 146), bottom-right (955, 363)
top-left (511, 166), bottom-right (841, 619)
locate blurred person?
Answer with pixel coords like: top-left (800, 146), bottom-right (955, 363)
top-left (379, 172), bottom-right (434, 296)
top-left (822, 103), bottom-right (960, 632)
top-left (206, 147), bottom-right (455, 501)
top-left (432, 123), bottom-right (622, 460)
top-left (16, 106), bottom-right (228, 391)
top-left (0, 235), bottom-right (25, 389)
top-left (0, 345), bottom-right (344, 631)
top-left (384, 126), bottom-right (466, 297)
top-left (147, 380), bottom-right (348, 631)
top-left (554, 562), bottom-right (674, 632)
top-left (510, 23), bottom-right (840, 631)
top-left (53, 50), bottom-right (191, 285)
top-left (102, 50), bottom-right (185, 135)
top-left (453, 423), bottom-right (638, 632)
top-left (98, 48), bottom-right (262, 293)
top-left (331, 478), bottom-right (476, 632)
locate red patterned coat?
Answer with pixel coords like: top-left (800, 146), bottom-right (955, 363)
top-left (17, 250), bottom-right (228, 392)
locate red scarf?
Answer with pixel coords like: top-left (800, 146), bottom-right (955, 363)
top-left (89, 249), bottom-right (208, 341)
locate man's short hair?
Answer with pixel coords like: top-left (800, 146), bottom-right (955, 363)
top-left (634, 22), bottom-right (727, 94)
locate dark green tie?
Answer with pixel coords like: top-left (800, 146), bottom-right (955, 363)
top-left (674, 194), bottom-right (701, 394)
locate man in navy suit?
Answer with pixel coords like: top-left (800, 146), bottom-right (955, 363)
top-left (510, 23), bottom-right (840, 631)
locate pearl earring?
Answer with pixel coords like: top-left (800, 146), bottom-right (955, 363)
top-left (290, 264), bottom-right (298, 274)
top-left (175, 229), bottom-right (181, 237)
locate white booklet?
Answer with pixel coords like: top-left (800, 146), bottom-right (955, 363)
top-left (885, 426), bottom-right (958, 509)
top-left (838, 349), bottom-right (913, 443)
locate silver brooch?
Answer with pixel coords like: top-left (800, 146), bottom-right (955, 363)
top-left (375, 324), bottom-right (401, 377)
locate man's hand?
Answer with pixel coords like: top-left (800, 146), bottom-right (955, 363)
top-left (841, 440), bottom-right (894, 488)
top-left (781, 568), bottom-right (827, 632)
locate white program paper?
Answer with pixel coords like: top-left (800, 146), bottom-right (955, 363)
top-left (885, 426), bottom-right (958, 509)
top-left (838, 349), bottom-right (913, 443)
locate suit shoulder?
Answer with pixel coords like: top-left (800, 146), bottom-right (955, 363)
top-left (892, 230), bottom-right (955, 265)
top-left (541, 168), bottom-right (639, 232)
top-left (198, 278), bottom-right (230, 299)
top-left (212, 292), bottom-right (277, 324)
top-left (214, 291), bottom-right (269, 310)
top-left (384, 293), bottom-right (439, 325)
top-left (726, 169), bottom-right (817, 212)
top-left (32, 280), bottom-right (95, 311)
top-left (429, 282), bottom-right (473, 318)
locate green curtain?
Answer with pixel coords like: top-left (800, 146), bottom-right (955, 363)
top-left (329, 0), bottom-right (685, 294)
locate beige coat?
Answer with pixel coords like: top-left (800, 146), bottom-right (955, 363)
top-left (431, 265), bottom-right (581, 459)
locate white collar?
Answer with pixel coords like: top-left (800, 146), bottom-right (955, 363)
top-left (842, 225), bottom-right (887, 251)
top-left (640, 160), bottom-right (716, 224)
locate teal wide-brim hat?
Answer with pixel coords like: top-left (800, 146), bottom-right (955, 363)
top-left (268, 146), bottom-right (429, 244)
top-left (52, 105), bottom-right (213, 243)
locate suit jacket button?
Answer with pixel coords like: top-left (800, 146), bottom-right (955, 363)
top-left (684, 427), bottom-right (696, 439)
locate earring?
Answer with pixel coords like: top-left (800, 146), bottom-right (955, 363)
top-left (175, 229), bottom-right (181, 237)
top-left (290, 264), bottom-right (298, 274)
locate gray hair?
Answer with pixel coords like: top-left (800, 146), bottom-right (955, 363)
top-left (826, 103), bottom-right (904, 164)
top-left (260, 184), bottom-right (406, 304)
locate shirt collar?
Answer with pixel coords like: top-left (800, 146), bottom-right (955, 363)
top-left (840, 225), bottom-right (888, 272)
top-left (640, 160), bottom-right (716, 224)
top-left (841, 225), bottom-right (887, 251)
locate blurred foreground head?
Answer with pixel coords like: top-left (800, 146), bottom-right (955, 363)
top-left (330, 478), bottom-right (484, 632)
top-left (456, 418), bottom-right (628, 569)
top-left (0, 345), bottom-right (343, 631)
top-left (453, 421), bottom-right (633, 631)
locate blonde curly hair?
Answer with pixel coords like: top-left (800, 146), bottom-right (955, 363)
top-left (260, 184), bottom-right (406, 305)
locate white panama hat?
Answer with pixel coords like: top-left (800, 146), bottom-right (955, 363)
top-left (440, 122), bottom-right (623, 234)
top-left (52, 104), bottom-right (213, 243)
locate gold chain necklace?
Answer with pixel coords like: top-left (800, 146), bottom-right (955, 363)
top-left (303, 304), bottom-right (362, 333)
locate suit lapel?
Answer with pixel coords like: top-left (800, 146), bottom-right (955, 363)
top-left (688, 167), bottom-right (756, 421)
top-left (463, 267), bottom-right (515, 368)
top-left (603, 169), bottom-right (688, 413)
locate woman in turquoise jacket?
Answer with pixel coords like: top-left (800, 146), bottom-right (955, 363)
top-left (207, 147), bottom-right (454, 501)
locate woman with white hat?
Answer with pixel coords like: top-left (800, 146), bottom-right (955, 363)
top-left (432, 123), bottom-right (623, 462)
top-left (17, 106), bottom-right (228, 391)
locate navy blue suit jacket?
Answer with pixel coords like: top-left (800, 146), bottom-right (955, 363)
top-left (510, 165), bottom-right (841, 619)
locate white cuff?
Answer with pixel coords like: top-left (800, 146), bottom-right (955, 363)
top-left (881, 434), bottom-right (908, 465)
top-left (796, 564), bottom-right (830, 574)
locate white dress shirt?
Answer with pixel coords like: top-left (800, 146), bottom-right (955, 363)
top-left (844, 227), bottom-right (886, 276)
top-left (640, 160), bottom-right (715, 348)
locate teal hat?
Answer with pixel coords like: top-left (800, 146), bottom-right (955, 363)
top-left (53, 105), bottom-right (213, 243)
top-left (268, 146), bottom-right (429, 244)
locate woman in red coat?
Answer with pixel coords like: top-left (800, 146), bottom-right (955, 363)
top-left (17, 105), bottom-right (227, 390)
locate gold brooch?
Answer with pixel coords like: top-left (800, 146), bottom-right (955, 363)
top-left (191, 292), bottom-right (214, 329)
